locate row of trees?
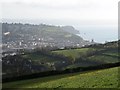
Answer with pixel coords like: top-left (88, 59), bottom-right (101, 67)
top-left (3, 61), bottom-right (120, 83)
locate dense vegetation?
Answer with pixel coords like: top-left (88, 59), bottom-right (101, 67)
top-left (2, 40), bottom-right (119, 89)
top-left (52, 41), bottom-right (119, 69)
top-left (2, 40), bottom-right (119, 77)
top-left (3, 67), bottom-right (119, 88)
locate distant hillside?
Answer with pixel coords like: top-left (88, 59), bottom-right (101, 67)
top-left (2, 23), bottom-right (93, 50)
top-left (61, 26), bottom-right (80, 34)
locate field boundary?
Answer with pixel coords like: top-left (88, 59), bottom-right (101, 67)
top-left (2, 62), bottom-right (120, 83)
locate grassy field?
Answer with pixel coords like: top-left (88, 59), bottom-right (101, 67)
top-left (53, 48), bottom-right (119, 64)
top-left (22, 48), bottom-right (119, 68)
top-left (22, 48), bottom-right (93, 63)
top-left (103, 52), bottom-right (119, 57)
top-left (87, 49), bottom-right (119, 64)
top-left (3, 67), bottom-right (119, 88)
top-left (22, 48), bottom-right (97, 65)
top-left (52, 48), bottom-right (95, 60)
top-left (22, 53), bottom-right (57, 62)
top-left (88, 55), bottom-right (119, 63)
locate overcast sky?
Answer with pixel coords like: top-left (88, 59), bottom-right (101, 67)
top-left (0, 0), bottom-right (119, 42)
top-left (0, 0), bottom-right (119, 27)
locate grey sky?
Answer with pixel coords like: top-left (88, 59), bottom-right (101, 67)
top-left (0, 0), bottom-right (119, 27)
top-left (0, 0), bottom-right (119, 43)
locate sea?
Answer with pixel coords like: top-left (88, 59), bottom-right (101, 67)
top-left (75, 26), bottom-right (118, 44)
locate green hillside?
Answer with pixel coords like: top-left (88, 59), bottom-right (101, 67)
top-left (53, 47), bottom-right (119, 63)
top-left (52, 48), bottom-right (93, 60)
top-left (88, 55), bottom-right (118, 63)
top-left (21, 47), bottom-right (119, 70)
top-left (3, 67), bottom-right (119, 88)
top-left (22, 53), bottom-right (59, 62)
top-left (3, 40), bottom-right (119, 84)
top-left (3, 23), bottom-right (88, 48)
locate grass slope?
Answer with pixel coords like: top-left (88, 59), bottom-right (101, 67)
top-left (53, 48), bottom-right (119, 64)
top-left (22, 48), bottom-right (118, 69)
top-left (3, 67), bottom-right (119, 88)
top-left (52, 48), bottom-right (95, 60)
top-left (22, 53), bottom-right (57, 62)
